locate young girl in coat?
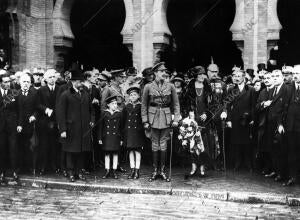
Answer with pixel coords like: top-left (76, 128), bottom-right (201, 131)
top-left (123, 87), bottom-right (146, 179)
top-left (98, 95), bottom-right (123, 179)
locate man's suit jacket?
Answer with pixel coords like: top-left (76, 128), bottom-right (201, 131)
top-left (286, 83), bottom-right (300, 132)
top-left (17, 87), bottom-right (38, 134)
top-left (37, 85), bottom-right (60, 130)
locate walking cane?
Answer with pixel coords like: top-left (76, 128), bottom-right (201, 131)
top-left (167, 128), bottom-right (173, 182)
top-left (221, 119), bottom-right (226, 173)
top-left (90, 126), bottom-right (96, 171)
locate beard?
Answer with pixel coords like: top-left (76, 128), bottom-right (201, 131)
top-left (34, 82), bottom-right (41, 87)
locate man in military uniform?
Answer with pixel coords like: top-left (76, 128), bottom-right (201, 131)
top-left (141, 62), bottom-right (180, 181)
top-left (101, 69), bottom-right (126, 111)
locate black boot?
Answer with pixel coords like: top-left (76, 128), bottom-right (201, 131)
top-left (128, 168), bottom-right (135, 179)
top-left (102, 169), bottom-right (110, 179)
top-left (133, 169), bottom-right (140, 179)
top-left (112, 169), bottom-right (118, 179)
top-left (149, 151), bottom-right (159, 182)
top-left (160, 151), bottom-right (168, 181)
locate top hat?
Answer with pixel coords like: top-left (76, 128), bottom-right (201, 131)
top-left (70, 68), bottom-right (84, 81)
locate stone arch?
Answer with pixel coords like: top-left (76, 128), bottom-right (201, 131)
top-left (52, 0), bottom-right (134, 70)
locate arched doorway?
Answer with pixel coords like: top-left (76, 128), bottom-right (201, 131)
top-left (70, 0), bottom-right (132, 70)
top-left (0, 0), bottom-right (10, 69)
top-left (277, 0), bottom-right (300, 66)
top-left (166, 0), bottom-right (243, 75)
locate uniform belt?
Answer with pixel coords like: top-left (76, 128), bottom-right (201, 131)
top-left (149, 103), bottom-right (169, 108)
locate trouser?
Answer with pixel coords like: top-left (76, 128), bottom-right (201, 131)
top-left (150, 128), bottom-right (170, 152)
top-left (232, 144), bottom-right (252, 170)
top-left (19, 132), bottom-right (37, 172)
top-left (66, 152), bottom-right (84, 176)
top-left (271, 141), bottom-right (287, 177)
top-left (0, 130), bottom-right (18, 173)
top-left (286, 132), bottom-right (300, 178)
top-left (39, 128), bottom-right (59, 171)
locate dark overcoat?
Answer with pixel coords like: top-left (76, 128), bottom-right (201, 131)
top-left (227, 84), bottom-right (255, 145)
top-left (123, 102), bottom-right (146, 150)
top-left (98, 110), bottom-right (123, 152)
top-left (56, 87), bottom-right (94, 153)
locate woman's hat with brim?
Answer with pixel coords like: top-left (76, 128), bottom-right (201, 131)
top-left (126, 86), bottom-right (140, 95)
top-left (105, 95), bottom-right (118, 104)
top-left (142, 67), bottom-right (153, 77)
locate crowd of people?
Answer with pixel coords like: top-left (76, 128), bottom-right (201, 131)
top-left (0, 61), bottom-right (299, 187)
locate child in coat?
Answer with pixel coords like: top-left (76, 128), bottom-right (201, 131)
top-left (98, 95), bottom-right (123, 179)
top-left (123, 87), bottom-right (146, 179)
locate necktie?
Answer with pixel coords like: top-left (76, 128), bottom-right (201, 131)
top-left (273, 87), bottom-right (277, 97)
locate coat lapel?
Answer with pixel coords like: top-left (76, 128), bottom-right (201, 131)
top-left (272, 84), bottom-right (284, 104)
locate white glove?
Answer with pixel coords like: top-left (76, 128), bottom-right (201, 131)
top-left (29, 116), bottom-right (36, 123)
top-left (220, 112), bottom-right (227, 120)
top-left (45, 108), bottom-right (53, 117)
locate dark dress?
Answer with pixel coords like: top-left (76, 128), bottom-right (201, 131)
top-left (123, 102), bottom-right (146, 151)
top-left (98, 110), bottom-right (123, 152)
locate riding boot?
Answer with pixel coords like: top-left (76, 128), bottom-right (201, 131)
top-left (160, 151), bottom-right (168, 181)
top-left (149, 151), bottom-right (159, 182)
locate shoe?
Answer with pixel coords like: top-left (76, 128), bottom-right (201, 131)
top-left (283, 178), bottom-right (295, 187)
top-left (128, 169), bottom-right (135, 179)
top-left (12, 172), bottom-right (19, 182)
top-left (78, 173), bottom-right (86, 181)
top-left (133, 169), bottom-right (140, 180)
top-left (112, 170), bottom-right (118, 179)
top-left (63, 170), bottom-right (68, 177)
top-left (69, 175), bottom-right (75, 182)
top-left (39, 169), bottom-right (45, 176)
top-left (117, 166), bottom-right (126, 173)
top-left (265, 172), bottom-right (276, 178)
top-left (80, 169), bottom-right (90, 175)
top-left (55, 169), bottom-right (61, 175)
top-left (102, 169), bottom-right (110, 179)
top-left (149, 168), bottom-right (158, 182)
top-left (160, 166), bottom-right (168, 181)
top-left (0, 173), bottom-right (6, 184)
top-left (274, 175), bottom-right (283, 182)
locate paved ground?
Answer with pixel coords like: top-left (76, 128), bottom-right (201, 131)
top-left (0, 187), bottom-right (300, 219)
top-left (10, 166), bottom-right (300, 197)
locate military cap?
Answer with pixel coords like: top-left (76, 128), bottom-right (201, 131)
top-left (171, 73), bottom-right (185, 83)
top-left (282, 65), bottom-right (293, 74)
top-left (151, 62), bottom-right (169, 73)
top-left (126, 86), bottom-right (140, 95)
top-left (105, 95), bottom-right (118, 104)
top-left (101, 69), bottom-right (112, 80)
top-left (110, 69), bottom-right (126, 78)
top-left (126, 67), bottom-right (137, 76)
top-left (142, 67), bottom-right (153, 77)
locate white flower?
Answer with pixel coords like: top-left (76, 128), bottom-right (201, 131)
top-left (190, 139), bottom-right (195, 149)
top-left (187, 127), bottom-right (193, 132)
top-left (182, 140), bottom-right (187, 146)
top-left (195, 131), bottom-right (201, 137)
top-left (178, 135), bottom-right (183, 140)
top-left (179, 126), bottom-right (185, 132)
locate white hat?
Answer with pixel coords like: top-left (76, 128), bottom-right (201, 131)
top-left (293, 65), bottom-right (300, 74)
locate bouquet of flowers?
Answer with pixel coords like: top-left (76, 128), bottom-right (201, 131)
top-left (178, 116), bottom-right (205, 155)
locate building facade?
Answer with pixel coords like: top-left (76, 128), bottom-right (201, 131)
top-left (2, 0), bottom-right (282, 73)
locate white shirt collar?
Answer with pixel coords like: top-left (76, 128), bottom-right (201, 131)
top-left (238, 83), bottom-right (245, 91)
top-left (48, 84), bottom-right (55, 90)
top-left (0, 88), bottom-right (6, 95)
